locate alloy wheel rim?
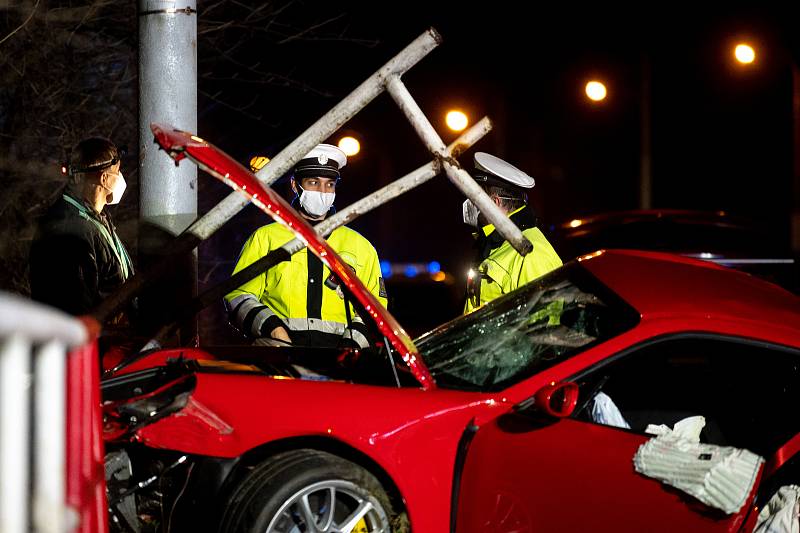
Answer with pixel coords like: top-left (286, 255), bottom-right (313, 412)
top-left (265, 479), bottom-right (390, 533)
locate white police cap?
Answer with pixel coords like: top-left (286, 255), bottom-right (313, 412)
top-left (474, 152), bottom-right (535, 189)
top-left (294, 143), bottom-right (347, 180)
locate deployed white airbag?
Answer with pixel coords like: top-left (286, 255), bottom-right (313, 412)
top-left (754, 485), bottom-right (800, 533)
top-left (591, 391), bottom-right (630, 429)
top-left (633, 416), bottom-right (763, 514)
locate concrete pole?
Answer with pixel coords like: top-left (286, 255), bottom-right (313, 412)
top-left (138, 0), bottom-right (197, 344)
top-left (138, 0), bottom-right (197, 234)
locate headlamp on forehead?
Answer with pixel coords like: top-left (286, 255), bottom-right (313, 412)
top-left (67, 144), bottom-right (127, 176)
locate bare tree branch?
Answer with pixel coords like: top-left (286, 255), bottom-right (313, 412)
top-left (0, 0), bottom-right (380, 296)
top-left (0, 0), bottom-right (39, 46)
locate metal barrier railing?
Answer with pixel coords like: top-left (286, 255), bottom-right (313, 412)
top-left (0, 292), bottom-right (101, 533)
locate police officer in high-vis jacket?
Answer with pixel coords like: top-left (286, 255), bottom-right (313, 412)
top-left (462, 152), bottom-right (562, 313)
top-left (225, 144), bottom-right (387, 348)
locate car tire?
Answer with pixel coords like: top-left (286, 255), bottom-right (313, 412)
top-left (218, 449), bottom-right (402, 533)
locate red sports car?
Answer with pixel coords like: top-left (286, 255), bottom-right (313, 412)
top-left (101, 127), bottom-right (800, 533)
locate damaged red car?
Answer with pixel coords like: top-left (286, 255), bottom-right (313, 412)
top-left (101, 126), bottom-right (800, 533)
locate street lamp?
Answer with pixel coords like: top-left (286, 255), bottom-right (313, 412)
top-left (585, 80), bottom-right (608, 102)
top-left (338, 136), bottom-right (361, 157)
top-left (734, 43), bottom-right (756, 65)
top-left (445, 110), bottom-right (469, 132)
top-left (583, 65), bottom-right (651, 209)
top-left (731, 41), bottom-right (800, 253)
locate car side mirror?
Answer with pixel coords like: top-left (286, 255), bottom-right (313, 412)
top-left (532, 381), bottom-right (579, 418)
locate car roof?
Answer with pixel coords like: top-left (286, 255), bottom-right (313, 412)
top-left (551, 209), bottom-right (787, 257)
top-left (559, 209), bottom-right (750, 229)
top-left (581, 249), bottom-right (800, 345)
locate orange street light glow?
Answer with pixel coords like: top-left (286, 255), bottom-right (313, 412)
top-left (446, 110), bottom-right (469, 131)
top-left (338, 136), bottom-right (361, 156)
top-left (585, 81), bottom-right (607, 102)
top-left (734, 43), bottom-right (756, 64)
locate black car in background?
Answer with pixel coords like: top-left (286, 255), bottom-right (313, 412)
top-left (546, 209), bottom-right (799, 294)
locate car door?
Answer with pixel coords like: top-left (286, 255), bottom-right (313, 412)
top-left (455, 334), bottom-right (800, 532)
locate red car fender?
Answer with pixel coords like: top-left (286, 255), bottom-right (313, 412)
top-left (135, 373), bottom-right (507, 531)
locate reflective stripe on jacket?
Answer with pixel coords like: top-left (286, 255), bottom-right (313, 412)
top-left (225, 222), bottom-right (387, 347)
top-left (464, 207), bottom-right (562, 314)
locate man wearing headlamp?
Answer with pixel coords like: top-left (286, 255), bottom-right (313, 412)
top-left (30, 137), bottom-right (133, 315)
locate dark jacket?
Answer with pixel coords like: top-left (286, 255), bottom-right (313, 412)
top-left (30, 192), bottom-right (133, 315)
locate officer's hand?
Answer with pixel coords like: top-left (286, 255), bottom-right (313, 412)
top-left (270, 326), bottom-right (292, 344)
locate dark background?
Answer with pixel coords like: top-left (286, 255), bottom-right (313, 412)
top-left (199, 2), bottom-right (799, 259)
top-left (197, 2), bottom-right (800, 338)
top-left (2, 1), bottom-right (798, 339)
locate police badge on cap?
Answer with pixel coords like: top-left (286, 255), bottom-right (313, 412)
top-left (294, 144), bottom-right (348, 180)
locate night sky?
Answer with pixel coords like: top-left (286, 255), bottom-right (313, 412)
top-left (191, 2), bottom-right (800, 335)
top-left (1, 2), bottom-right (796, 337)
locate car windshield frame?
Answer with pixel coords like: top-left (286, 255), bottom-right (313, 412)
top-left (414, 262), bottom-right (641, 392)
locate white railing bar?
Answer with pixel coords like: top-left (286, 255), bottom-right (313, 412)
top-left (316, 116), bottom-right (493, 237)
top-left (0, 293), bottom-right (87, 347)
top-left (185, 28), bottom-right (442, 243)
top-left (384, 74), bottom-right (533, 256)
top-left (33, 339), bottom-right (67, 533)
top-left (0, 334), bottom-right (32, 533)
top-left (278, 117), bottom-right (493, 258)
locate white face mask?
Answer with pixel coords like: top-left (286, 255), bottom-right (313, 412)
top-left (299, 187), bottom-right (335, 217)
top-left (462, 199), bottom-right (480, 227)
top-left (103, 171), bottom-right (127, 205)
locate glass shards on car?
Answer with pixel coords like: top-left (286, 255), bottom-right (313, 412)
top-left (415, 263), bottom-right (640, 391)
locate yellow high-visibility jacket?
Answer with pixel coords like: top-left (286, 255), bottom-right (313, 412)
top-left (464, 206), bottom-right (562, 314)
top-left (225, 222), bottom-right (387, 348)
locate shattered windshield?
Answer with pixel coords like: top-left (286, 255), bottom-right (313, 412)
top-left (415, 264), bottom-right (639, 392)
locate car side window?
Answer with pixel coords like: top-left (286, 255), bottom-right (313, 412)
top-left (572, 336), bottom-right (800, 457)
